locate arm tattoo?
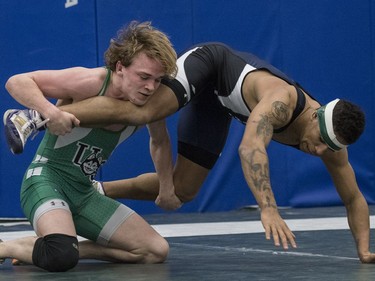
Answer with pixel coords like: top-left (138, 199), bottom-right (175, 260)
top-left (247, 148), bottom-right (277, 209)
top-left (256, 115), bottom-right (273, 141)
top-left (266, 196), bottom-right (277, 209)
top-left (271, 101), bottom-right (289, 123)
top-left (248, 148), bottom-right (270, 192)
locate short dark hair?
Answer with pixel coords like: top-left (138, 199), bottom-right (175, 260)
top-left (333, 100), bottom-right (365, 144)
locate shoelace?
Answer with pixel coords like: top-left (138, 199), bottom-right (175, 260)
top-left (20, 118), bottom-right (39, 140)
top-left (30, 110), bottom-right (50, 129)
top-left (20, 112), bottom-right (49, 141)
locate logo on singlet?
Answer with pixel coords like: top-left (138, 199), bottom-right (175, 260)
top-left (73, 142), bottom-right (106, 180)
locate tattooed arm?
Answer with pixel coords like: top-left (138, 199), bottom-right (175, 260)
top-left (238, 90), bottom-right (297, 250)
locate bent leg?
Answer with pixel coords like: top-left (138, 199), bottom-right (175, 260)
top-left (32, 207), bottom-right (79, 271)
top-left (0, 207), bottom-right (78, 271)
top-left (101, 154), bottom-right (209, 204)
top-left (104, 173), bottom-right (160, 200)
top-left (0, 236), bottom-right (37, 265)
top-left (173, 154), bottom-right (209, 202)
top-left (79, 212), bottom-right (168, 264)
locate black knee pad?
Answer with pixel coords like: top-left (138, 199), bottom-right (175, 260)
top-left (32, 233), bottom-right (79, 272)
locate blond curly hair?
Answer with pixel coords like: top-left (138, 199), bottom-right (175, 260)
top-left (104, 21), bottom-right (177, 79)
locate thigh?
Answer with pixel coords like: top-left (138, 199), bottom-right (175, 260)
top-left (178, 92), bottom-right (232, 169)
top-left (21, 180), bottom-right (76, 237)
top-left (107, 212), bottom-right (165, 252)
top-left (74, 191), bottom-right (134, 244)
top-left (36, 208), bottom-right (76, 237)
top-left (173, 154), bottom-right (210, 201)
top-left (75, 193), bottom-right (164, 252)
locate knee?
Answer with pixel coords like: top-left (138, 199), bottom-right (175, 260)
top-left (174, 183), bottom-right (198, 203)
top-left (172, 159), bottom-right (208, 203)
top-left (142, 238), bottom-right (169, 264)
top-left (173, 179), bottom-right (197, 203)
top-left (176, 192), bottom-right (196, 203)
top-left (32, 234), bottom-right (79, 272)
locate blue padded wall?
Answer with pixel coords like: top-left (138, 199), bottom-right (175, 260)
top-left (0, 0), bottom-right (374, 217)
top-left (0, 0), bottom-right (97, 217)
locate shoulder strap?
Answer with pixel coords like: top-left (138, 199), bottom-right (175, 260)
top-left (97, 67), bottom-right (111, 96)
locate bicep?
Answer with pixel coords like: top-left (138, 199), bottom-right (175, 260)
top-left (242, 101), bottom-right (277, 147)
top-left (241, 94), bottom-right (294, 148)
top-left (32, 67), bottom-right (95, 100)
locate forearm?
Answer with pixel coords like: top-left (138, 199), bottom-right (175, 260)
top-left (345, 194), bottom-right (371, 260)
top-left (324, 156), bottom-right (374, 261)
top-left (239, 145), bottom-right (277, 210)
top-left (5, 74), bottom-right (58, 118)
top-left (239, 143), bottom-right (297, 249)
top-left (150, 142), bottom-right (174, 195)
top-left (148, 127), bottom-right (174, 195)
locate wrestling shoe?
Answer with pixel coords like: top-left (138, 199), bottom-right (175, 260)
top-left (3, 109), bottom-right (49, 154)
top-left (92, 180), bottom-right (105, 195)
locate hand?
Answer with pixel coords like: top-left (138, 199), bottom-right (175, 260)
top-left (155, 191), bottom-right (183, 211)
top-left (260, 207), bottom-right (297, 250)
top-left (359, 252), bottom-right (375, 263)
top-left (45, 110), bottom-right (80, 135)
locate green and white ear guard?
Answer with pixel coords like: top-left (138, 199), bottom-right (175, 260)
top-left (316, 99), bottom-right (348, 151)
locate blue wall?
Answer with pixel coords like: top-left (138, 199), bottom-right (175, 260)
top-left (0, 0), bottom-right (374, 217)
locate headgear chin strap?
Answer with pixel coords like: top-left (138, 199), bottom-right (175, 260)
top-left (316, 99), bottom-right (348, 151)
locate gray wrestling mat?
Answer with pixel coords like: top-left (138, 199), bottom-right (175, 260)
top-left (1, 206), bottom-right (375, 281)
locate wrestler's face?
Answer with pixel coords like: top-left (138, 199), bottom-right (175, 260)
top-left (299, 112), bottom-right (331, 156)
top-left (114, 52), bottom-right (165, 106)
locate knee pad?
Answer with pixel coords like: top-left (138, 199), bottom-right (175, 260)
top-left (32, 233), bottom-right (79, 272)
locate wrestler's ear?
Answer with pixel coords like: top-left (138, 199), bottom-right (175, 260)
top-left (311, 110), bottom-right (318, 120)
top-left (115, 61), bottom-right (124, 76)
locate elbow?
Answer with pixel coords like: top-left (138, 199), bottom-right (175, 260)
top-left (238, 143), bottom-right (252, 162)
top-left (5, 75), bottom-right (18, 93)
top-left (5, 74), bottom-right (29, 96)
top-left (137, 111), bottom-right (154, 125)
top-left (128, 112), bottom-right (153, 125)
top-left (238, 140), bottom-right (266, 161)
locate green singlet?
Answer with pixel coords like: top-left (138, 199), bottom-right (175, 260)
top-left (21, 68), bottom-right (141, 244)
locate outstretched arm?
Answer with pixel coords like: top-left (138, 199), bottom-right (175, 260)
top-left (238, 94), bottom-right (297, 250)
top-left (322, 150), bottom-right (375, 263)
top-left (59, 84), bottom-right (179, 127)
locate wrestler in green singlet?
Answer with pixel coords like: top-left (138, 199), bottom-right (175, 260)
top-left (21, 68), bottom-right (140, 244)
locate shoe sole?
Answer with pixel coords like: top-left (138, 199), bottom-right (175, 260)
top-left (3, 109), bottom-right (16, 125)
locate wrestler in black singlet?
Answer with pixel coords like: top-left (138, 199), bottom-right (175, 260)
top-left (162, 43), bottom-right (319, 169)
